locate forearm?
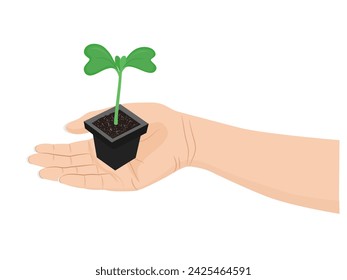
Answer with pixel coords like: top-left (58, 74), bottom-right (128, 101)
top-left (185, 114), bottom-right (339, 213)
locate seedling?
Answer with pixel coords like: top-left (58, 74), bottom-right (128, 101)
top-left (84, 44), bottom-right (156, 125)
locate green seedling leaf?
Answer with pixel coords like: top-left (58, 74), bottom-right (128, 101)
top-left (125, 47), bottom-right (156, 73)
top-left (115, 55), bottom-right (121, 71)
top-left (120, 56), bottom-right (127, 70)
top-left (114, 56), bottom-right (127, 72)
top-left (84, 44), bottom-right (117, 75)
top-left (84, 44), bottom-right (156, 125)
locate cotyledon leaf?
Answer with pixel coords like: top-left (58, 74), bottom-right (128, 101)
top-left (84, 44), bottom-right (117, 75)
top-left (120, 56), bottom-right (127, 71)
top-left (124, 47), bottom-right (156, 73)
top-left (83, 44), bottom-right (157, 126)
top-left (115, 56), bottom-right (121, 71)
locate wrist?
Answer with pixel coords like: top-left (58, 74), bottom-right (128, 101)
top-left (179, 113), bottom-right (197, 168)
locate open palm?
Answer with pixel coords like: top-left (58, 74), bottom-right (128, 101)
top-left (29, 103), bottom-right (195, 191)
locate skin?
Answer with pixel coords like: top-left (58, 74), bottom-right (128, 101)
top-left (28, 103), bottom-right (339, 212)
top-left (29, 104), bottom-right (189, 191)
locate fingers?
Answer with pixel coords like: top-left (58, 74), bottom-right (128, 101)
top-left (35, 142), bottom-right (90, 156)
top-left (66, 108), bottom-right (110, 134)
top-left (39, 165), bottom-right (102, 180)
top-left (28, 141), bottom-right (94, 167)
top-left (28, 153), bottom-right (93, 167)
top-left (29, 139), bottom-right (134, 191)
top-left (39, 166), bottom-right (126, 191)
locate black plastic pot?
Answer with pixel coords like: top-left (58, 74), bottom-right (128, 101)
top-left (84, 105), bottom-right (148, 170)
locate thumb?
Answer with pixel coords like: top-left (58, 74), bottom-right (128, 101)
top-left (65, 108), bottom-right (111, 134)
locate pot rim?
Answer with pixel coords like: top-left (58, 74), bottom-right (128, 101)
top-left (84, 105), bottom-right (148, 145)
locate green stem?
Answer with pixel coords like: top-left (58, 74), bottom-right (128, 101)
top-left (114, 71), bottom-right (122, 125)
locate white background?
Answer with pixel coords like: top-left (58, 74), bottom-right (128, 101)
top-left (0, 1), bottom-right (346, 279)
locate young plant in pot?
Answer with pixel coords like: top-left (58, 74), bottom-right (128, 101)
top-left (83, 44), bottom-right (156, 169)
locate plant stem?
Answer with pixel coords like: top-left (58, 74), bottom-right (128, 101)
top-left (114, 71), bottom-right (122, 125)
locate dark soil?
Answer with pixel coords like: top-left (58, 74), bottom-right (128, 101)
top-left (93, 110), bottom-right (139, 138)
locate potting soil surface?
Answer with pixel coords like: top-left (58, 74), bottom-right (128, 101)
top-left (93, 111), bottom-right (140, 138)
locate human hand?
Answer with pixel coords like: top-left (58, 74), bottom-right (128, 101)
top-left (29, 103), bottom-right (195, 191)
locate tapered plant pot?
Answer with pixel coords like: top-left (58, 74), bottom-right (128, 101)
top-left (84, 105), bottom-right (148, 170)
